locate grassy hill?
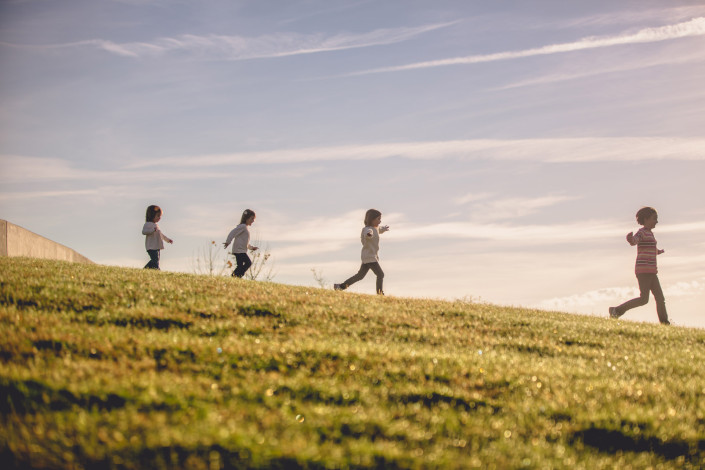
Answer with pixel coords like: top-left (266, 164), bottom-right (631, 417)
top-left (1, 257), bottom-right (704, 469)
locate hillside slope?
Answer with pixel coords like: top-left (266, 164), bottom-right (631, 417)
top-left (1, 257), bottom-right (704, 469)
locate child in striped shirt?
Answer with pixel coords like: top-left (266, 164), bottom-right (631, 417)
top-left (609, 207), bottom-right (670, 325)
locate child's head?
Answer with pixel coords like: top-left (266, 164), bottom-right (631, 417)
top-left (636, 207), bottom-right (657, 225)
top-left (146, 205), bottom-right (162, 222)
top-left (240, 209), bottom-right (256, 225)
top-left (364, 209), bottom-right (382, 227)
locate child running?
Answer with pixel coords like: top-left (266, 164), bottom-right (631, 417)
top-left (142, 205), bottom-right (173, 270)
top-left (223, 209), bottom-right (258, 278)
top-left (609, 207), bottom-right (670, 325)
top-left (334, 209), bottom-right (389, 295)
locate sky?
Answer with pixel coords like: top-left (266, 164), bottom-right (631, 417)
top-left (1, 0), bottom-right (704, 328)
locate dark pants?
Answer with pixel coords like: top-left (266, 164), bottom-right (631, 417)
top-left (342, 262), bottom-right (384, 294)
top-left (232, 253), bottom-right (252, 278)
top-left (144, 249), bottom-right (160, 270)
top-left (615, 273), bottom-right (669, 324)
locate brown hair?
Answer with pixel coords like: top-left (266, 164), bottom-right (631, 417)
top-left (240, 209), bottom-right (256, 224)
top-left (145, 205), bottom-right (162, 222)
top-left (636, 207), bottom-right (657, 225)
top-left (364, 209), bottom-right (382, 226)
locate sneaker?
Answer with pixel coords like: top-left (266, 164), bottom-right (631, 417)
top-left (377, 290), bottom-right (384, 296)
top-left (334, 284), bottom-right (344, 291)
top-left (608, 307), bottom-right (620, 319)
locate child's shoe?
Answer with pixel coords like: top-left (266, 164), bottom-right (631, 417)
top-left (334, 284), bottom-right (344, 291)
top-left (608, 307), bottom-right (620, 319)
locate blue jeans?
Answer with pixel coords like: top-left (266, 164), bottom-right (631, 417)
top-left (144, 249), bottom-right (160, 270)
top-left (342, 262), bottom-right (384, 294)
top-left (232, 253), bottom-right (252, 278)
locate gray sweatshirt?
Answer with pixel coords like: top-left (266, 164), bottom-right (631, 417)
top-left (142, 222), bottom-right (170, 250)
top-left (360, 225), bottom-right (388, 263)
top-left (224, 224), bottom-right (254, 254)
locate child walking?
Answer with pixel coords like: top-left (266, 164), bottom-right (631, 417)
top-left (609, 207), bottom-right (670, 325)
top-left (334, 209), bottom-right (389, 295)
top-left (142, 205), bottom-right (173, 270)
top-left (223, 209), bottom-right (258, 278)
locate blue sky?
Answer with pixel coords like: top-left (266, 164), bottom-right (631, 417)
top-left (1, 0), bottom-right (704, 327)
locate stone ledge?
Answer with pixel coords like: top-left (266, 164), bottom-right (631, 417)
top-left (0, 219), bottom-right (93, 264)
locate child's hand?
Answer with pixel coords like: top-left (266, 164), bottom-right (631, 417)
top-left (658, 249), bottom-right (665, 255)
top-left (167, 238), bottom-right (174, 244)
top-left (222, 242), bottom-right (229, 249)
top-left (626, 232), bottom-right (634, 244)
top-left (380, 225), bottom-right (390, 233)
top-left (251, 246), bottom-right (259, 251)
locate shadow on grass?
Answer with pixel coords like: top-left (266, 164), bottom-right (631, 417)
top-left (1, 378), bottom-right (127, 414)
top-left (238, 305), bottom-right (281, 318)
top-left (0, 378), bottom-right (183, 415)
top-left (1, 443), bottom-right (414, 470)
top-left (572, 426), bottom-right (705, 462)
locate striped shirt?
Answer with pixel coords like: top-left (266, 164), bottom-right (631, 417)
top-left (631, 228), bottom-right (659, 274)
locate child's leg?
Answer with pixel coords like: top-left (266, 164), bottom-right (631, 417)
top-left (145, 250), bottom-right (160, 269)
top-left (650, 275), bottom-right (669, 324)
top-left (340, 264), bottom-right (371, 289)
top-left (369, 262), bottom-right (384, 294)
top-left (232, 253), bottom-right (252, 278)
top-left (241, 254), bottom-right (253, 276)
top-left (614, 274), bottom-right (651, 316)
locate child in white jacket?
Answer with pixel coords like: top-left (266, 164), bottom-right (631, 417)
top-left (223, 209), bottom-right (258, 278)
top-left (335, 209), bottom-right (389, 295)
top-left (142, 205), bottom-right (173, 270)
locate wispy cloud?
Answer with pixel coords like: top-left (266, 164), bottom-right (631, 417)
top-left (555, 6), bottom-right (705, 29)
top-left (4, 135), bottom-right (704, 191)
top-left (453, 193), bottom-right (494, 205)
top-left (462, 195), bottom-right (578, 221)
top-left (0, 189), bottom-right (99, 202)
top-left (3, 21), bottom-right (458, 60)
top-left (349, 17), bottom-right (705, 76)
top-left (0, 156), bottom-right (106, 182)
top-left (0, 155), bottom-right (256, 186)
top-left (493, 47), bottom-right (705, 90)
top-left (126, 136), bottom-right (705, 169)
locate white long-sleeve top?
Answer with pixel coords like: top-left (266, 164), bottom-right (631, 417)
top-left (142, 222), bottom-right (170, 250)
top-left (360, 225), bottom-right (388, 264)
top-left (224, 223), bottom-right (254, 254)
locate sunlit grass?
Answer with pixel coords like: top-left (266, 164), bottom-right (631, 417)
top-left (1, 257), bottom-right (704, 469)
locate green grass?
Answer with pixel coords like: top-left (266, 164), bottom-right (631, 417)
top-left (1, 257), bottom-right (705, 469)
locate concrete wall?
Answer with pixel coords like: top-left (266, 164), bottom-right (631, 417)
top-left (0, 219), bottom-right (93, 264)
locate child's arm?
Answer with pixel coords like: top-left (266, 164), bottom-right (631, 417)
top-left (142, 222), bottom-right (156, 235)
top-left (626, 232), bottom-right (634, 245)
top-left (223, 226), bottom-right (242, 248)
top-left (159, 230), bottom-right (173, 244)
top-left (627, 230), bottom-right (644, 246)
